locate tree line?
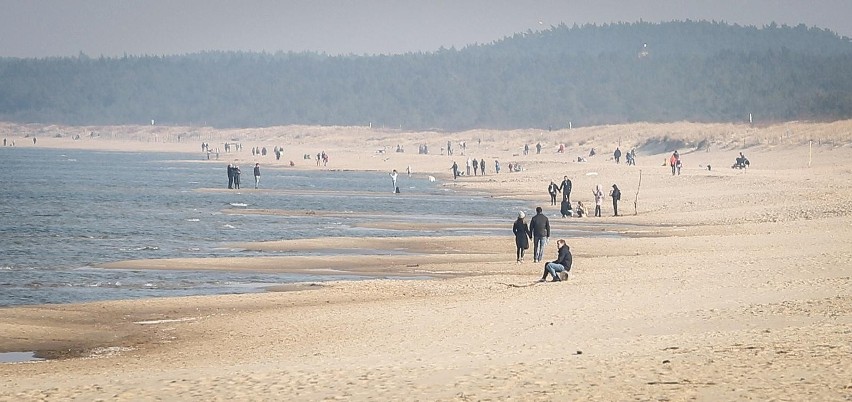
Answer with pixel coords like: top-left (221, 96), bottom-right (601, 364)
top-left (1, 20), bottom-right (851, 130)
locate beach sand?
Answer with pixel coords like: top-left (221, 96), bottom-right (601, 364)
top-left (1, 121), bottom-right (850, 400)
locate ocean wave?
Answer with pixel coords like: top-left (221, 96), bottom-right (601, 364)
top-left (229, 202), bottom-right (248, 207)
top-left (120, 246), bottom-right (160, 251)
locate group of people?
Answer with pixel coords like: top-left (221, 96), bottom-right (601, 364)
top-left (512, 207), bottom-right (551, 264)
top-left (450, 159), bottom-right (501, 179)
top-left (316, 151), bottom-right (329, 167)
top-left (593, 184), bottom-right (622, 216)
top-left (444, 140), bottom-right (468, 156)
top-left (226, 162), bottom-right (262, 189)
top-left (226, 163), bottom-right (242, 189)
top-left (465, 157), bottom-right (488, 176)
top-left (513, 207), bottom-right (573, 282)
top-left (613, 147), bottom-right (637, 165)
top-left (669, 150), bottom-right (683, 175)
top-left (547, 176), bottom-right (622, 217)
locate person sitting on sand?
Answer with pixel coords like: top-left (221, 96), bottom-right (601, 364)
top-left (576, 201), bottom-right (587, 217)
top-left (733, 152), bottom-right (750, 169)
top-left (539, 239), bottom-right (572, 282)
top-left (560, 199), bottom-right (573, 218)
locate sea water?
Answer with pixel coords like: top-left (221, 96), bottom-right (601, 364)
top-left (0, 147), bottom-right (530, 306)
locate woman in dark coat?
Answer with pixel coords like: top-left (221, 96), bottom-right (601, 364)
top-left (513, 211), bottom-right (532, 263)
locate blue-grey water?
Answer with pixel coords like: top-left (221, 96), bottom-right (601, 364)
top-left (0, 147), bottom-right (530, 307)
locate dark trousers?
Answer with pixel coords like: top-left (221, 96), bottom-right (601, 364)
top-left (612, 200), bottom-right (618, 216)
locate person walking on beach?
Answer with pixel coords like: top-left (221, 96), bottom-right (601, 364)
top-left (227, 164), bottom-right (235, 189)
top-left (513, 211), bottom-right (531, 263)
top-left (466, 158), bottom-right (472, 176)
top-left (559, 176), bottom-right (572, 203)
top-left (480, 158), bottom-right (486, 175)
top-left (472, 158), bottom-right (479, 176)
top-left (614, 147), bottom-right (622, 164)
top-left (593, 184), bottom-right (604, 217)
top-left (548, 181), bottom-right (559, 205)
top-left (233, 164), bottom-right (241, 189)
top-left (495, 160), bottom-right (500, 174)
top-left (451, 161), bottom-right (460, 180)
top-left (669, 151), bottom-right (679, 176)
top-left (539, 239), bottom-right (572, 282)
top-left (529, 206), bottom-right (550, 263)
top-left (390, 169), bottom-right (399, 192)
top-left (610, 184), bottom-right (621, 216)
top-left (253, 163), bottom-right (260, 189)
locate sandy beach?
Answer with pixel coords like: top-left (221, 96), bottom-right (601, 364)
top-left (1, 121), bottom-right (850, 400)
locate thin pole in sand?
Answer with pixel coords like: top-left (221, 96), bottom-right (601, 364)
top-left (634, 169), bottom-right (642, 216)
top-left (809, 140), bottom-right (813, 168)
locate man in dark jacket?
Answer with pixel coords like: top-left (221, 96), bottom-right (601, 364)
top-left (227, 164), bottom-right (235, 189)
top-left (253, 163), bottom-right (261, 189)
top-left (540, 239), bottom-right (572, 282)
top-left (529, 206), bottom-right (550, 263)
top-left (559, 176), bottom-right (572, 202)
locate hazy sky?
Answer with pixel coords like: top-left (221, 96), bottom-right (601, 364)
top-left (1, 0), bottom-right (850, 58)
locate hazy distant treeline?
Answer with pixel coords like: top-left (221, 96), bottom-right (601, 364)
top-left (2, 20), bottom-right (851, 130)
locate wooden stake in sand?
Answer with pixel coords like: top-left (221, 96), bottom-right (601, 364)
top-left (809, 140), bottom-right (813, 168)
top-left (634, 169), bottom-right (642, 215)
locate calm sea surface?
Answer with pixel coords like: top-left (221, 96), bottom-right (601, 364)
top-left (0, 147), bottom-right (529, 306)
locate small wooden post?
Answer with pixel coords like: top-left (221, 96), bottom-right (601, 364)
top-left (808, 141), bottom-right (812, 168)
top-left (633, 170), bottom-right (642, 216)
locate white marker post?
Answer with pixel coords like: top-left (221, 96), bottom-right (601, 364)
top-left (809, 140), bottom-right (812, 168)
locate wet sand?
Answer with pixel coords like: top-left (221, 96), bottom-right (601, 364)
top-left (0, 121), bottom-right (850, 400)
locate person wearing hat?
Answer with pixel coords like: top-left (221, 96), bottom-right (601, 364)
top-left (512, 211), bottom-right (531, 263)
top-left (539, 239), bottom-right (572, 282)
